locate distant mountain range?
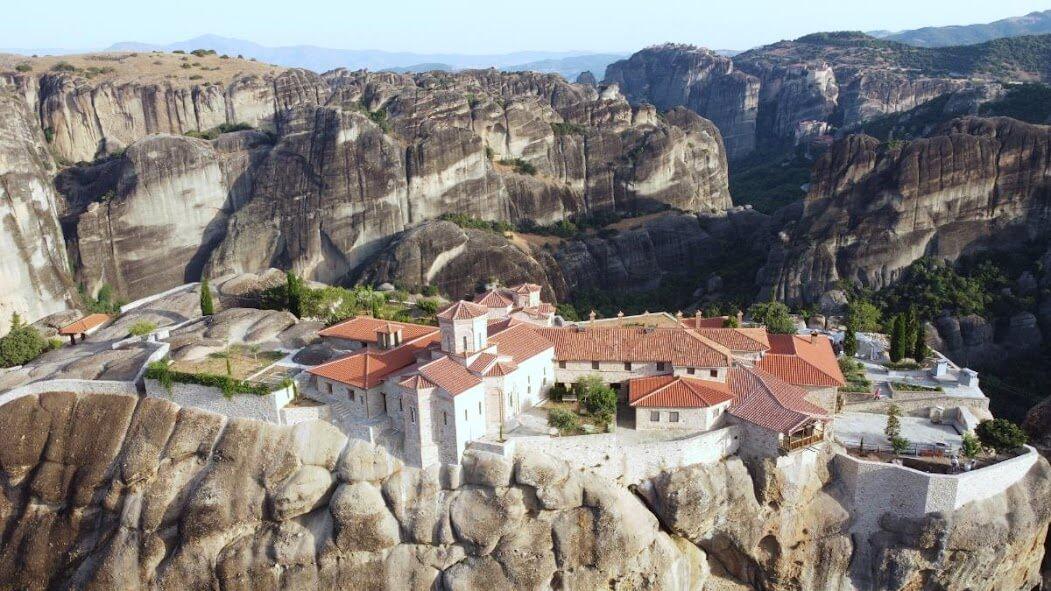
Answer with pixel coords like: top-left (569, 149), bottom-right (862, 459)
top-left (872, 9), bottom-right (1051, 47)
top-left (103, 35), bottom-right (627, 80)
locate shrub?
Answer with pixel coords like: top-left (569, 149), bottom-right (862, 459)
top-left (51, 61), bottom-right (77, 72)
top-left (190, 49), bottom-right (217, 57)
top-left (285, 271), bottom-right (304, 317)
top-left (890, 436), bottom-right (910, 455)
top-left (498, 158), bottom-right (537, 176)
top-left (551, 122), bottom-right (586, 136)
top-left (547, 408), bottom-right (578, 433)
top-left (961, 432), bottom-right (982, 459)
top-left (15, 64), bottom-right (32, 72)
top-left (884, 404), bottom-right (901, 440)
top-left (144, 360), bottom-right (272, 398)
top-left (128, 321), bottom-right (156, 337)
top-left (723, 316), bottom-right (740, 328)
top-left (189, 74), bottom-right (203, 80)
top-left (575, 375), bottom-right (617, 418)
top-left (0, 313), bottom-right (47, 368)
top-left (976, 418), bottom-right (1028, 453)
top-left (548, 383), bottom-right (569, 402)
top-left (847, 299), bottom-right (882, 332)
top-left (421, 284), bottom-right (439, 297)
top-left (843, 324), bottom-right (858, 356)
top-left (415, 298), bottom-right (440, 314)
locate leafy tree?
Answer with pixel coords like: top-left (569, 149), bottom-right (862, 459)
top-left (723, 316), bottom-right (740, 328)
top-left (748, 301), bottom-right (796, 334)
top-left (199, 278), bottom-right (214, 316)
top-left (961, 432), bottom-right (982, 459)
top-left (884, 404), bottom-right (902, 440)
top-left (843, 324), bottom-right (858, 357)
top-left (575, 375), bottom-right (617, 421)
top-left (0, 314), bottom-right (47, 368)
top-left (555, 303), bottom-right (580, 322)
top-left (415, 298), bottom-right (440, 315)
top-left (976, 418), bottom-right (1028, 453)
top-left (547, 408), bottom-right (579, 433)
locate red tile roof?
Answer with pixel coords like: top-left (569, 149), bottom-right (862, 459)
top-left (484, 360), bottom-right (518, 377)
top-left (757, 334), bottom-right (845, 387)
top-left (628, 375), bottom-right (733, 408)
top-left (692, 327), bottom-right (770, 353)
top-left (535, 327), bottom-right (731, 367)
top-left (512, 283), bottom-right (542, 294)
top-left (681, 316), bottom-right (731, 329)
top-left (522, 303), bottom-right (556, 317)
top-left (489, 324), bottom-right (555, 363)
top-left (417, 356), bottom-right (483, 396)
top-left (473, 290), bottom-right (513, 308)
top-left (58, 313), bottom-right (111, 335)
top-left (467, 352), bottom-right (499, 373)
top-left (398, 374), bottom-right (436, 390)
top-left (486, 317), bottom-right (520, 336)
top-left (308, 333), bottom-right (439, 389)
top-left (437, 300), bottom-right (490, 320)
top-left (318, 316), bottom-right (438, 343)
top-left (728, 366), bottom-right (828, 433)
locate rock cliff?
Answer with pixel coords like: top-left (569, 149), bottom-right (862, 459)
top-left (762, 117), bottom-right (1051, 304)
top-left (26, 62), bottom-right (731, 303)
top-left (0, 86), bottom-right (75, 333)
top-left (0, 392), bottom-right (701, 590)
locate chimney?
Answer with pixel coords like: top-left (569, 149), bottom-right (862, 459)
top-left (932, 358), bottom-right (948, 378)
top-left (695, 309), bottom-right (702, 319)
top-left (589, 310), bottom-right (597, 322)
top-left (675, 310), bottom-right (683, 319)
top-left (959, 368), bottom-right (978, 388)
top-left (617, 311), bottom-right (625, 318)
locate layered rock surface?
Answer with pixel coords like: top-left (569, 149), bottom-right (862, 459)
top-left (761, 117), bottom-right (1051, 304)
top-left (0, 392), bottom-right (702, 590)
top-left (0, 86), bottom-right (75, 333)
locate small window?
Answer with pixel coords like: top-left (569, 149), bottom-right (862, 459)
top-left (624, 362), bottom-right (632, 371)
top-left (592, 361), bottom-right (600, 370)
top-left (709, 369), bottom-right (718, 378)
top-left (478, 401), bottom-right (482, 414)
top-left (687, 367), bottom-right (695, 375)
top-left (399, 399), bottom-right (403, 411)
top-left (657, 362), bottom-right (667, 372)
top-left (349, 390), bottom-right (355, 402)
top-left (650, 411), bottom-right (660, 422)
top-left (464, 409), bottom-right (468, 420)
top-left (443, 412), bottom-right (448, 426)
top-left (559, 361), bottom-right (566, 369)
top-left (670, 412), bottom-right (680, 422)
top-left (410, 407), bottom-right (416, 423)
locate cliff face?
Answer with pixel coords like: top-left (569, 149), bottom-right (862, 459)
top-left (0, 392), bottom-right (702, 590)
top-left (0, 87), bottom-right (75, 333)
top-left (762, 117), bottom-right (1051, 304)
top-left (35, 66), bottom-right (731, 302)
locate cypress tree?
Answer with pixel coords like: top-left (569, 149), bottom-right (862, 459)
top-left (843, 323), bottom-right (858, 357)
top-left (286, 271), bottom-right (303, 318)
top-left (199, 278), bottom-right (214, 316)
top-left (889, 314), bottom-right (906, 362)
top-left (902, 308), bottom-right (918, 360)
top-left (912, 322), bottom-right (928, 362)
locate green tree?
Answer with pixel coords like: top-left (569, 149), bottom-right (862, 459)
top-left (723, 316), bottom-right (740, 328)
top-left (846, 299), bottom-right (882, 332)
top-left (547, 408), bottom-right (579, 433)
top-left (884, 404), bottom-right (902, 440)
top-left (902, 308), bottom-right (918, 360)
top-left (890, 436), bottom-right (910, 455)
top-left (976, 418), bottom-right (1028, 453)
top-left (575, 375), bottom-right (617, 422)
top-left (912, 322), bottom-right (928, 362)
top-left (0, 314), bottom-right (47, 368)
top-left (889, 314), bottom-right (907, 362)
top-left (199, 278), bottom-right (214, 316)
top-left (285, 272), bottom-right (303, 318)
top-left (843, 324), bottom-right (858, 357)
top-left (961, 432), bottom-right (982, 459)
top-left (748, 301), bottom-right (796, 334)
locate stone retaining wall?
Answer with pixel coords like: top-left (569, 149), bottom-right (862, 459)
top-left (844, 393), bottom-right (990, 418)
top-left (834, 446), bottom-right (1039, 524)
top-left (514, 425), bottom-right (740, 484)
top-left (144, 379), bottom-right (294, 424)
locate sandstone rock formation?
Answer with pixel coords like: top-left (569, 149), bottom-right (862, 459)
top-left (0, 86), bottom-right (75, 333)
top-left (762, 117), bottom-right (1051, 304)
top-left (0, 392), bottom-right (702, 590)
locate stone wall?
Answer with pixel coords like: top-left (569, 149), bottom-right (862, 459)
top-left (144, 378), bottom-right (294, 424)
top-left (844, 392), bottom-right (991, 419)
top-left (514, 425), bottom-right (740, 484)
top-left (0, 379), bottom-right (138, 406)
top-left (834, 446), bottom-right (1039, 522)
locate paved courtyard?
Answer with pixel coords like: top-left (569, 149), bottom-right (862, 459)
top-left (834, 411), bottom-right (963, 448)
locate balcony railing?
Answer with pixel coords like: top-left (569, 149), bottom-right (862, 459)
top-left (781, 433), bottom-right (823, 453)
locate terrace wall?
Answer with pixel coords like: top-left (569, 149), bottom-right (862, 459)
top-left (144, 379), bottom-right (294, 424)
top-left (844, 392), bottom-right (990, 418)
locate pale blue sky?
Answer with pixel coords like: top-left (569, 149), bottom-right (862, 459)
top-left (6, 0), bottom-right (1050, 53)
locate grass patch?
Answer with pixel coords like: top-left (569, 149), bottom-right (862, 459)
top-left (889, 381), bottom-right (942, 392)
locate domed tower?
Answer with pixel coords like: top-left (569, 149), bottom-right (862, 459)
top-left (437, 300), bottom-right (490, 355)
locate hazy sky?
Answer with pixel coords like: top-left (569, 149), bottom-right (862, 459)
top-left (6, 0), bottom-right (1050, 53)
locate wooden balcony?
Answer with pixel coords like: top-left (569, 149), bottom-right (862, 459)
top-left (780, 433), bottom-right (823, 453)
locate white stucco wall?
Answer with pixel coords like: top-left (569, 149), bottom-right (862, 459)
top-left (635, 401), bottom-right (729, 431)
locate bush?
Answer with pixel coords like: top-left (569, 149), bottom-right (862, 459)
top-left (976, 418), bottom-right (1028, 453)
top-left (961, 432), bottom-right (982, 459)
top-left (190, 49), bottom-right (217, 57)
top-left (128, 321), bottom-right (156, 337)
top-left (200, 278), bottom-right (214, 316)
top-left (548, 383), bottom-right (569, 402)
top-left (575, 375), bottom-right (617, 419)
top-left (551, 122), bottom-right (586, 136)
top-left (415, 298), bottom-right (440, 314)
top-left (421, 284), bottom-right (439, 297)
top-left (884, 404), bottom-right (901, 440)
top-left (144, 360), bottom-right (272, 398)
top-left (51, 61), bottom-right (77, 72)
top-left (0, 314), bottom-right (47, 368)
top-left (498, 158), bottom-right (537, 176)
top-left (15, 64), bottom-right (32, 72)
top-left (890, 436), bottom-right (910, 455)
top-left (547, 408), bottom-right (578, 433)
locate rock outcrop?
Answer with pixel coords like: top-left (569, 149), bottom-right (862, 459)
top-left (34, 65), bottom-right (731, 304)
top-left (0, 392), bottom-right (702, 590)
top-left (0, 86), bottom-right (75, 333)
top-left (762, 117), bottom-right (1051, 304)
